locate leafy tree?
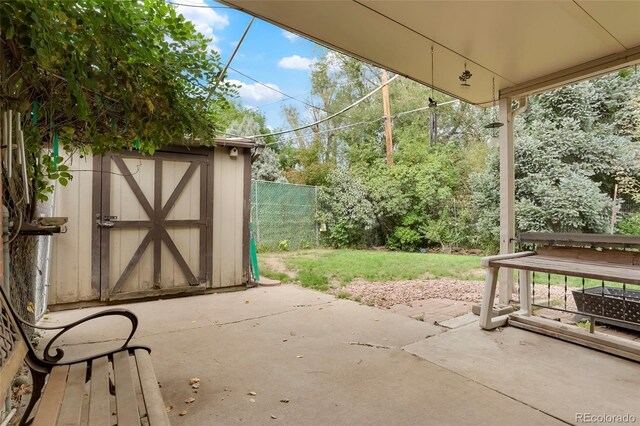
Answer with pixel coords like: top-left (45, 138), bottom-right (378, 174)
top-left (252, 147), bottom-right (287, 182)
top-left (318, 168), bottom-right (375, 248)
top-left (472, 71), bottom-right (640, 250)
top-left (1, 0), bottom-right (235, 205)
top-left (282, 50), bottom-right (490, 250)
top-left (224, 110), bottom-right (286, 183)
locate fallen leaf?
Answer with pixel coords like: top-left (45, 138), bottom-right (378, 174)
top-left (247, 391), bottom-right (256, 396)
top-left (179, 411), bottom-right (187, 416)
top-left (280, 399), bottom-right (290, 403)
top-left (184, 397), bottom-right (195, 404)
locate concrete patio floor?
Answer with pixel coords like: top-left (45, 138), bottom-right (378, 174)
top-left (40, 285), bottom-right (640, 425)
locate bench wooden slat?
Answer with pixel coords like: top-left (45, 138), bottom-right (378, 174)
top-left (537, 246), bottom-right (640, 265)
top-left (34, 365), bottom-right (70, 426)
top-left (88, 356), bottom-right (111, 426)
top-left (57, 362), bottom-right (87, 426)
top-left (135, 349), bottom-right (171, 425)
top-left (490, 255), bottom-right (640, 285)
top-left (113, 351), bottom-right (141, 426)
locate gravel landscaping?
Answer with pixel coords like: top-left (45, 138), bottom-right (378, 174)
top-left (339, 278), bottom-right (577, 311)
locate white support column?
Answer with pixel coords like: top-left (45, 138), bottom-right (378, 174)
top-left (498, 96), bottom-right (515, 305)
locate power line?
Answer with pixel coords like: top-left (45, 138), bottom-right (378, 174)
top-left (228, 67), bottom-right (334, 115)
top-left (251, 98), bottom-right (291, 110)
top-left (166, 1), bottom-right (230, 8)
top-left (245, 74), bottom-right (399, 139)
top-left (264, 99), bottom-right (460, 146)
top-left (265, 117), bottom-right (385, 146)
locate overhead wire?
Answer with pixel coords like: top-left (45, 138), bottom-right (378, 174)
top-left (263, 99), bottom-right (460, 146)
top-left (165, 1), bottom-right (231, 8)
top-left (245, 74), bottom-right (399, 138)
top-left (228, 66), bottom-right (334, 115)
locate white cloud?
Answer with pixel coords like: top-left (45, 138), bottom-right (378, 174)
top-left (173, 0), bottom-right (229, 53)
top-left (278, 55), bottom-right (317, 70)
top-left (227, 79), bottom-right (284, 105)
top-left (282, 30), bottom-right (300, 42)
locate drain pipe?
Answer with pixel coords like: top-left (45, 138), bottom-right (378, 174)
top-left (2, 206), bottom-right (9, 300)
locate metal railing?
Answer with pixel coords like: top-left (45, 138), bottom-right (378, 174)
top-left (528, 272), bottom-right (640, 333)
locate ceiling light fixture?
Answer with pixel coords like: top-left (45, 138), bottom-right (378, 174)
top-left (484, 76), bottom-right (503, 133)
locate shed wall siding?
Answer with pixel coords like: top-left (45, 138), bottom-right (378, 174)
top-left (48, 147), bottom-right (247, 306)
top-left (49, 154), bottom-right (95, 305)
top-left (212, 146), bottom-right (245, 288)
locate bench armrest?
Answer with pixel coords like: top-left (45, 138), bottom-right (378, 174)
top-left (480, 251), bottom-right (536, 267)
top-left (17, 309), bottom-right (139, 363)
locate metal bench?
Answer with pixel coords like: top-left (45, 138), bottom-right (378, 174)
top-left (479, 232), bottom-right (640, 361)
top-left (0, 284), bottom-right (169, 425)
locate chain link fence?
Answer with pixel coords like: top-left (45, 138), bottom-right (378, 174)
top-left (251, 180), bottom-right (319, 251)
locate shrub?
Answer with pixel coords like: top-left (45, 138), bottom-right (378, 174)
top-left (617, 213), bottom-right (640, 235)
top-left (318, 168), bottom-right (375, 248)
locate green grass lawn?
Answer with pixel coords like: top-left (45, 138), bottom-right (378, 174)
top-left (259, 248), bottom-right (639, 292)
top-left (260, 249), bottom-right (486, 291)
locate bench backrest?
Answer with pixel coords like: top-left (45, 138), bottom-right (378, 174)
top-left (0, 286), bottom-right (28, 403)
top-left (519, 232), bottom-right (640, 250)
top-left (536, 245), bottom-right (640, 266)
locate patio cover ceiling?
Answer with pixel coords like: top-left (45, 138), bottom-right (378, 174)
top-left (218, 1), bottom-right (640, 106)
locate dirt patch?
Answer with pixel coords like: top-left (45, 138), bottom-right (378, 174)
top-left (261, 254), bottom-right (297, 278)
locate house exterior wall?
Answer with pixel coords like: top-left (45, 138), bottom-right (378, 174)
top-left (48, 145), bottom-right (250, 306)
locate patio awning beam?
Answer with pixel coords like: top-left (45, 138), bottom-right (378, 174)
top-left (219, 1), bottom-right (640, 107)
top-left (500, 44), bottom-right (640, 99)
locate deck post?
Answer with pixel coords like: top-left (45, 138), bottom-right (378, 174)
top-left (498, 96), bottom-right (515, 304)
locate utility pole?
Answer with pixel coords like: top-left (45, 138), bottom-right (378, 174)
top-left (381, 70), bottom-right (393, 165)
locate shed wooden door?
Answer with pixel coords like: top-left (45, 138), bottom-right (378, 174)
top-left (92, 150), bottom-right (213, 301)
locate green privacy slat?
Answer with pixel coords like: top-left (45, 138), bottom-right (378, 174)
top-left (250, 223), bottom-right (260, 281)
top-left (53, 132), bottom-right (59, 170)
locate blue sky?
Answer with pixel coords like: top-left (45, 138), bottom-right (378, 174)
top-left (172, 0), bottom-right (327, 129)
